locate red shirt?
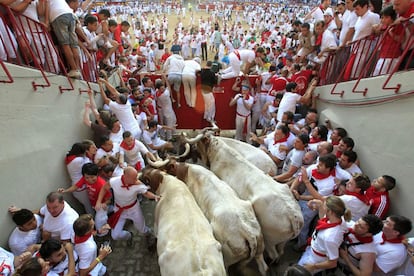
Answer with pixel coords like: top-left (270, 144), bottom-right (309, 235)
top-left (290, 69), bottom-right (313, 95)
top-left (113, 25), bottom-right (124, 54)
top-left (365, 185), bottom-right (390, 219)
top-left (76, 176), bottom-right (111, 206)
top-left (269, 76), bottom-right (288, 92)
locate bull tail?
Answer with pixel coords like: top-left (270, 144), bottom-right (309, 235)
top-left (239, 221), bottom-right (268, 275)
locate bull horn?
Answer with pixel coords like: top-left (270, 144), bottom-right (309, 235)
top-left (183, 133), bottom-right (204, 144)
top-left (147, 158), bottom-right (170, 168)
top-left (169, 143), bottom-right (191, 159)
top-left (211, 121), bottom-right (219, 131)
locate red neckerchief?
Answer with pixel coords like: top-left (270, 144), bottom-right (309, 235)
top-left (120, 140), bottom-right (134, 151)
top-left (332, 141), bottom-right (339, 146)
top-left (65, 155), bottom-right (76, 165)
top-left (319, 4), bottom-right (326, 12)
top-left (120, 175), bottom-right (130, 190)
top-left (315, 217), bottom-right (341, 231)
top-left (274, 134), bottom-right (289, 145)
top-left (336, 150), bottom-right (343, 158)
top-left (345, 190), bottom-right (370, 205)
top-left (380, 233), bottom-right (405, 244)
top-left (243, 94), bottom-right (250, 100)
top-left (315, 33), bottom-right (323, 46)
top-left (312, 168), bottom-right (335, 180)
top-left (74, 232), bottom-right (93, 244)
top-left (156, 88), bottom-right (163, 98)
top-left (309, 137), bottom-right (322, 144)
top-left (346, 228), bottom-right (373, 244)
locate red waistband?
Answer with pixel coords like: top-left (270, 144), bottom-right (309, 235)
top-left (312, 247), bottom-right (327, 257)
top-left (236, 111), bottom-right (250, 117)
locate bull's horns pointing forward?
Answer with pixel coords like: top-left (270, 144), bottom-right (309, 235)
top-left (168, 143), bottom-right (191, 159)
top-left (147, 158), bottom-right (169, 168)
top-left (147, 144), bottom-right (191, 168)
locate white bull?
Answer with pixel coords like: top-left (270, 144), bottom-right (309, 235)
top-left (164, 161), bottom-right (268, 274)
top-left (189, 133), bottom-right (304, 261)
top-left (141, 168), bottom-right (226, 276)
top-left (218, 137), bottom-right (278, 175)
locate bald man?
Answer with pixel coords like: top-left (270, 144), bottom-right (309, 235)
top-left (95, 167), bottom-right (159, 243)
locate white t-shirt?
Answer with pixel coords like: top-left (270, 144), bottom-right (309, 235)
top-left (282, 148), bottom-right (305, 176)
top-left (346, 163), bottom-right (362, 175)
top-left (353, 10), bottom-right (380, 41)
top-left (339, 10), bottom-right (358, 45)
top-left (8, 214), bottom-right (42, 255)
top-left (374, 231), bottom-right (407, 274)
top-left (235, 94), bottom-right (254, 117)
top-left (74, 236), bottom-right (106, 276)
top-left (108, 101), bottom-right (140, 137)
top-left (49, 0), bottom-right (73, 23)
top-left (182, 60), bottom-right (201, 76)
top-left (142, 126), bottom-right (166, 154)
top-left (339, 194), bottom-right (370, 221)
top-left (264, 137), bottom-right (288, 161)
top-left (67, 156), bottom-right (90, 185)
top-left (306, 164), bottom-right (336, 196)
top-left (277, 92), bottom-right (301, 122)
top-left (40, 201), bottom-right (79, 240)
top-left (110, 176), bottom-right (149, 207)
top-left (120, 139), bottom-right (149, 168)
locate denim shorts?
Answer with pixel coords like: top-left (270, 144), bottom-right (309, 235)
top-left (51, 13), bottom-right (78, 47)
top-left (167, 73), bottom-right (182, 91)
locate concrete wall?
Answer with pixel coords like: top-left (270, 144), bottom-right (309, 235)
top-left (0, 64), bottom-right (100, 247)
top-left (316, 71), bottom-right (414, 234)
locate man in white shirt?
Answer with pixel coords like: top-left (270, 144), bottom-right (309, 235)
top-left (40, 192), bottom-right (79, 242)
top-left (338, 150), bottom-right (362, 175)
top-left (339, 173), bottom-right (371, 221)
top-left (373, 215), bottom-right (412, 275)
top-left (8, 209), bottom-right (42, 255)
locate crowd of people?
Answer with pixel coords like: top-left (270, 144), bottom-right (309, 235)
top-left (0, 0), bottom-right (414, 275)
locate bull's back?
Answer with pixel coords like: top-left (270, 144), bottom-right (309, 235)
top-left (186, 165), bottom-right (264, 266)
top-left (156, 175), bottom-right (226, 276)
top-left (218, 137), bottom-right (277, 175)
top-left (207, 138), bottom-right (303, 240)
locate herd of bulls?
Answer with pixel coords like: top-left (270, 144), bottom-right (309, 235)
top-left (140, 127), bottom-right (304, 275)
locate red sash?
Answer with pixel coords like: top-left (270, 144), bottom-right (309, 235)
top-left (234, 50), bottom-right (241, 60)
top-left (236, 111), bottom-right (250, 135)
top-left (107, 200), bottom-right (138, 228)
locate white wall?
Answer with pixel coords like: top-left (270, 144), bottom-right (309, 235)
top-left (0, 64), bottom-right (100, 247)
top-left (316, 71), bottom-right (414, 234)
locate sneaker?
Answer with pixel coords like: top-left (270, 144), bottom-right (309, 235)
top-left (68, 70), bottom-right (81, 79)
top-left (127, 231), bottom-right (134, 247)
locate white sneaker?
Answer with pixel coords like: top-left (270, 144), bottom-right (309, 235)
top-left (68, 69), bottom-right (81, 79)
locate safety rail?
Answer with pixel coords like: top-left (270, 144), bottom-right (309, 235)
top-left (0, 4), bottom-right (98, 90)
top-left (0, 59), bottom-right (13, 83)
top-left (320, 18), bottom-right (414, 97)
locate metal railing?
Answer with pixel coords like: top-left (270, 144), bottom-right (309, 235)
top-left (320, 18), bottom-right (414, 97)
